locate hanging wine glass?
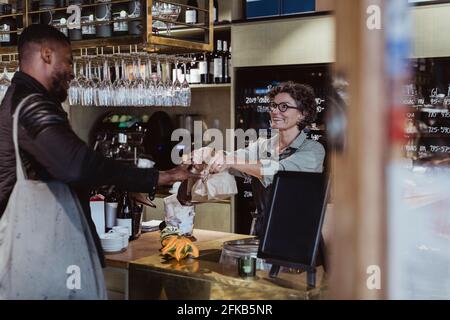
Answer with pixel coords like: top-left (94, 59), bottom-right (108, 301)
top-left (144, 56), bottom-right (156, 106)
top-left (181, 59), bottom-right (191, 107)
top-left (173, 60), bottom-right (182, 106)
top-left (119, 57), bottom-right (130, 106)
top-left (83, 60), bottom-right (93, 106)
top-left (112, 58), bottom-right (122, 106)
top-left (77, 60), bottom-right (87, 106)
top-left (156, 57), bottom-right (165, 106)
top-left (98, 57), bottom-right (112, 107)
top-left (129, 56), bottom-right (137, 106)
top-left (68, 61), bottom-right (81, 106)
top-left (132, 55), bottom-right (146, 106)
top-left (92, 62), bottom-right (102, 106)
top-left (164, 58), bottom-right (174, 106)
top-left (84, 59), bottom-right (96, 106)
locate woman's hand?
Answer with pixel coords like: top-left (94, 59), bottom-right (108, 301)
top-left (189, 147), bottom-right (215, 165)
top-left (208, 152), bottom-right (235, 174)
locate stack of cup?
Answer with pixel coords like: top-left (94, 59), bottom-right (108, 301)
top-left (111, 226), bottom-right (129, 249)
top-left (99, 233), bottom-right (123, 253)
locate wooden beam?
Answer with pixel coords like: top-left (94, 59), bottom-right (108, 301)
top-left (330, 0), bottom-right (387, 299)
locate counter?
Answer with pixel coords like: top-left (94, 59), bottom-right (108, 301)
top-left (103, 229), bottom-right (252, 299)
top-left (104, 229), bottom-right (327, 300)
top-left (105, 229), bottom-right (251, 269)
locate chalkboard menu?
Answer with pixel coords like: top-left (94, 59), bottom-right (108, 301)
top-left (403, 57), bottom-right (450, 165)
top-left (233, 64), bottom-right (331, 234)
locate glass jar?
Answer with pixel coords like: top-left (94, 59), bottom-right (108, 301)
top-left (219, 238), bottom-right (270, 271)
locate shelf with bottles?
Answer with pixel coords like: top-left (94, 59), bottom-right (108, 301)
top-left (168, 21), bottom-right (230, 38)
top-left (175, 37), bottom-right (231, 87)
top-left (190, 82), bottom-right (230, 89)
top-left (0, 0), bottom-right (215, 55)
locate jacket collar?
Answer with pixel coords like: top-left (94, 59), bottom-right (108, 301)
top-left (11, 71), bottom-right (60, 104)
top-left (289, 131), bottom-right (308, 149)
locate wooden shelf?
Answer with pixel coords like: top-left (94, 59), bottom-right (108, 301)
top-left (0, 0), bottom-right (215, 55)
top-left (190, 83), bottom-right (231, 89)
top-left (168, 22), bottom-right (231, 37)
top-left (70, 105), bottom-right (192, 109)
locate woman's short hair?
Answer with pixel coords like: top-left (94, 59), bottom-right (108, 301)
top-left (268, 81), bottom-right (317, 129)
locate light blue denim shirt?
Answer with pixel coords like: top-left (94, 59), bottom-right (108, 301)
top-left (228, 131), bottom-right (325, 187)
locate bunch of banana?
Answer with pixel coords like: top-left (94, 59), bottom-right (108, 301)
top-left (160, 226), bottom-right (200, 261)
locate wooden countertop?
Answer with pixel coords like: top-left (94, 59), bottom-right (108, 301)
top-left (128, 236), bottom-right (327, 300)
top-left (105, 229), bottom-right (252, 269)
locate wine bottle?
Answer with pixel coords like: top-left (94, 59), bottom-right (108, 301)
top-left (53, 0), bottom-right (68, 37)
top-left (186, 0), bottom-right (199, 25)
top-left (223, 40), bottom-right (229, 83)
top-left (112, 0), bottom-right (128, 36)
top-left (208, 49), bottom-right (214, 84)
top-left (213, 40), bottom-right (223, 84)
top-left (131, 200), bottom-right (143, 240)
top-left (189, 56), bottom-right (200, 84)
top-left (117, 192), bottom-right (132, 239)
top-left (104, 191), bottom-right (118, 231)
top-left (227, 46), bottom-right (232, 83)
top-left (213, 0), bottom-right (218, 23)
top-left (199, 52), bottom-right (209, 84)
top-left (0, 4), bottom-right (17, 47)
top-left (95, 0), bottom-right (112, 38)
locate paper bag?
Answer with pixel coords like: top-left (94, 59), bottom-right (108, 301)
top-left (164, 194), bottom-right (195, 236)
top-left (191, 171), bottom-right (238, 202)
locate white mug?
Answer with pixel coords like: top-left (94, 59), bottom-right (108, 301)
top-left (110, 227), bottom-right (129, 249)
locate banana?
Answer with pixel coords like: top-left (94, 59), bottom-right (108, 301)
top-left (160, 235), bottom-right (200, 261)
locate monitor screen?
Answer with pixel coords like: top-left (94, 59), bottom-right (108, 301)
top-left (258, 172), bottom-right (328, 268)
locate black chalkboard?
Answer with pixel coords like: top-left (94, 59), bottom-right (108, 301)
top-left (258, 171), bottom-right (328, 270)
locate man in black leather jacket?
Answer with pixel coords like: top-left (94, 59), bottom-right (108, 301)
top-left (0, 25), bottom-right (197, 266)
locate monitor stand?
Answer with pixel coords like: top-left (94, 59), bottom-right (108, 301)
top-left (268, 234), bottom-right (328, 289)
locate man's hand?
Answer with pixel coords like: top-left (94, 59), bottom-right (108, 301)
top-left (158, 165), bottom-right (203, 186)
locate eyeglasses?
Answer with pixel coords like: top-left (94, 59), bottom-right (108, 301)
top-left (268, 102), bottom-right (298, 113)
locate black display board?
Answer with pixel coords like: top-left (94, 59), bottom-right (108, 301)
top-left (405, 57), bottom-right (450, 164)
top-left (258, 172), bottom-right (328, 269)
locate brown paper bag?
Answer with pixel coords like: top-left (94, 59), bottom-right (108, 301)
top-left (191, 171), bottom-right (238, 202)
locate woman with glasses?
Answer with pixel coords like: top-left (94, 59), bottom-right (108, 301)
top-left (197, 81), bottom-right (326, 237)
